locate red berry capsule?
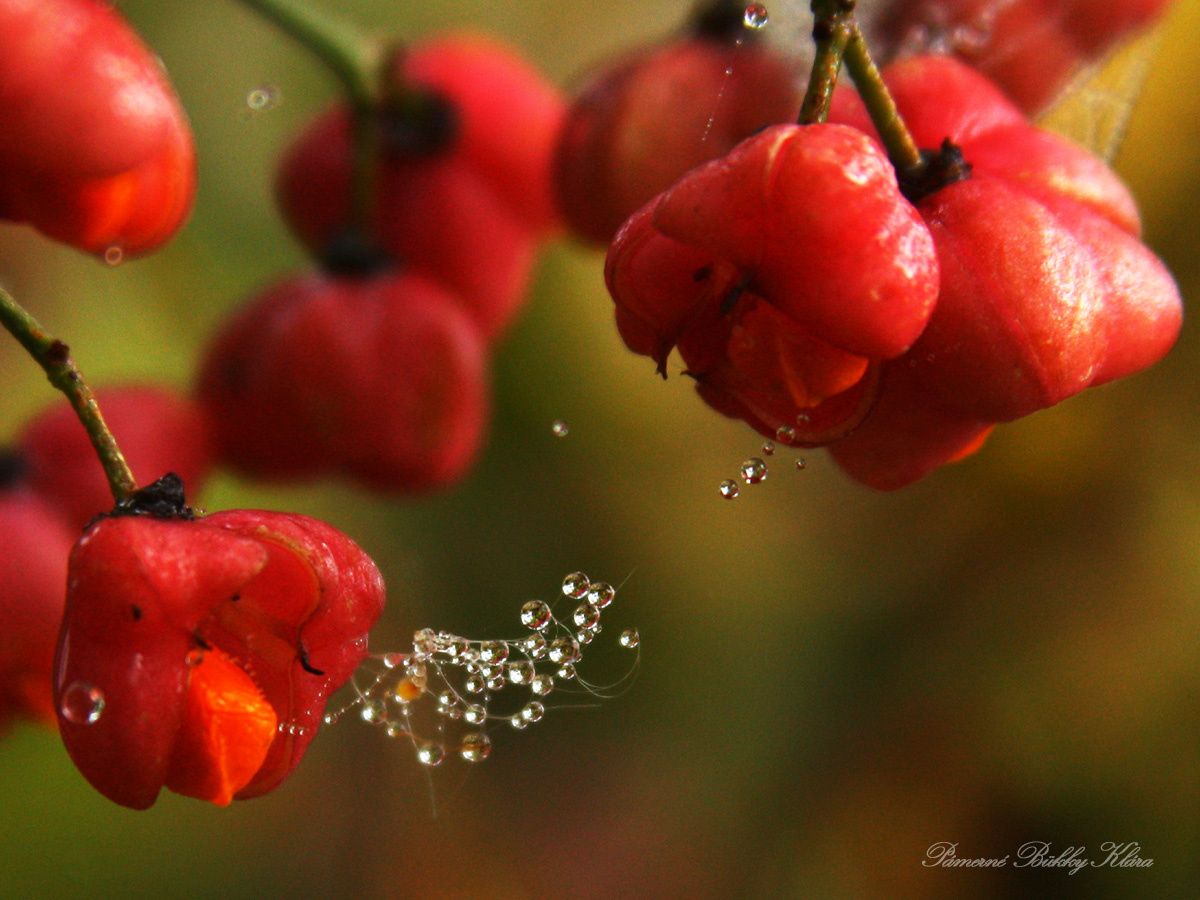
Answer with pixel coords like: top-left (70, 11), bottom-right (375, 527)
top-left (19, 386), bottom-right (213, 530)
top-left (0, 0), bottom-right (195, 257)
top-left (555, 7), bottom-right (801, 244)
top-left (196, 270), bottom-right (489, 493)
top-left (872, 0), bottom-right (1170, 114)
top-left (832, 55), bottom-right (1182, 424)
top-left (605, 123), bottom-right (938, 444)
top-left (276, 34), bottom-right (563, 341)
top-left (0, 461), bottom-right (75, 730)
top-left (54, 487), bottom-right (386, 809)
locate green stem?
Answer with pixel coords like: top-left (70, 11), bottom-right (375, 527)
top-left (799, 0), bottom-right (855, 124)
top-left (235, 0), bottom-right (387, 232)
top-left (841, 24), bottom-right (923, 173)
top-left (0, 287), bottom-right (137, 503)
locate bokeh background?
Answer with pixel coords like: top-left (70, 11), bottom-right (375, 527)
top-left (2, 1), bottom-right (1200, 898)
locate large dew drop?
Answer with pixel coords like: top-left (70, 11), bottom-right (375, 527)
top-left (562, 572), bottom-right (590, 599)
top-left (460, 733), bottom-right (492, 762)
top-left (719, 479), bottom-right (740, 499)
top-left (740, 458), bottom-right (768, 484)
top-left (744, 3), bottom-right (769, 29)
top-left (619, 628), bottom-right (641, 649)
top-left (60, 681), bottom-right (104, 725)
top-left (520, 600), bottom-right (552, 630)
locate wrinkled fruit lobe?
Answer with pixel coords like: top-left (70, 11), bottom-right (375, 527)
top-left (606, 123), bottom-right (938, 444)
top-left (55, 509), bottom-right (386, 808)
top-left (0, 0), bottom-right (195, 256)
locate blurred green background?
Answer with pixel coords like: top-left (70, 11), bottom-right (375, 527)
top-left (2, 1), bottom-right (1200, 898)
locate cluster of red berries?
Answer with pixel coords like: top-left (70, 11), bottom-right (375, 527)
top-left (559, 0), bottom-right (1180, 489)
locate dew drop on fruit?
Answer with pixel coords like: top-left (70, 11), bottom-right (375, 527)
top-left (795, 458), bottom-right (807, 470)
top-left (619, 628), bottom-right (640, 649)
top-left (719, 479), bottom-right (740, 499)
top-left (562, 572), bottom-right (590, 598)
top-left (775, 425), bottom-right (796, 444)
top-left (741, 458), bottom-right (768, 484)
top-left (103, 245), bottom-right (124, 266)
top-left (60, 681), bottom-right (104, 724)
top-left (551, 419), bottom-right (569, 437)
top-left (460, 733), bottom-right (492, 762)
top-left (743, 3), bottom-right (769, 29)
top-left (762, 441), bottom-right (775, 456)
top-left (520, 599), bottom-right (552, 630)
top-left (417, 743), bottom-right (445, 766)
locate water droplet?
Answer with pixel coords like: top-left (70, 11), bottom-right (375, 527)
top-left (556, 663), bottom-right (577, 681)
top-left (796, 413), bottom-right (811, 424)
top-left (762, 441), bottom-right (775, 456)
top-left (719, 479), bottom-right (740, 499)
top-left (531, 674), bottom-right (555, 696)
top-left (740, 458), bottom-right (768, 484)
top-left (507, 661), bottom-right (534, 685)
top-left (465, 674), bottom-right (486, 694)
top-left (510, 714), bottom-right (528, 730)
top-left (382, 652), bottom-right (406, 669)
top-left (577, 629), bottom-right (595, 645)
top-left (795, 458), bottom-right (807, 470)
top-left (479, 640), bottom-right (509, 664)
top-left (522, 634), bottom-right (548, 659)
top-left (619, 628), bottom-right (641, 649)
top-left (775, 425), bottom-right (796, 444)
top-left (360, 700), bottom-right (387, 724)
top-left (551, 419), bottom-right (569, 437)
top-left (417, 743), bottom-right (445, 766)
top-left (385, 722), bottom-right (408, 739)
top-left (487, 674), bottom-right (507, 691)
top-left (460, 733), bottom-right (492, 762)
top-left (521, 701), bottom-right (545, 723)
top-left (464, 704), bottom-right (487, 725)
top-left (60, 682), bottom-right (104, 724)
top-left (324, 712), bottom-right (339, 725)
top-left (548, 638), bottom-right (579, 665)
top-left (744, 3), bottom-right (769, 29)
top-left (442, 637), bottom-right (469, 658)
top-left (412, 628), bottom-right (437, 657)
top-left (520, 600), bottom-right (552, 630)
top-left (562, 572), bottom-right (590, 598)
top-left (102, 245), bottom-right (124, 266)
top-left (437, 691), bottom-right (457, 709)
top-left (246, 85), bottom-right (279, 111)
top-left (586, 582), bottom-right (615, 609)
top-left (573, 602), bottom-right (601, 629)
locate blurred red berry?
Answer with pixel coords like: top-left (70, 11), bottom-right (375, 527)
top-left (872, 0), bottom-right (1171, 114)
top-left (20, 385), bottom-right (213, 530)
top-left (196, 270), bottom-right (489, 493)
top-left (276, 34), bottom-right (563, 341)
top-left (0, 457), bottom-right (75, 730)
top-left (555, 1), bottom-right (801, 244)
top-left (605, 123), bottom-right (938, 444)
top-left (0, 0), bottom-right (195, 257)
top-left (55, 481), bottom-right (386, 808)
top-left (832, 55), bottom-right (1182, 426)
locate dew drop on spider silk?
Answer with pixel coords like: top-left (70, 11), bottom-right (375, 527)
top-left (385, 722), bottom-right (408, 739)
top-left (556, 662), bottom-right (577, 681)
top-left (775, 425), bottom-right (796, 444)
top-left (382, 652), bottom-right (406, 669)
top-left (521, 600), bottom-right (552, 630)
top-left (619, 628), bottom-right (641, 649)
top-left (479, 640), bottom-right (509, 664)
top-left (522, 634), bottom-right (548, 659)
top-left (551, 419), bottom-right (569, 437)
top-left (577, 629), bottom-right (595, 645)
top-left (521, 701), bottom-right (546, 723)
top-left (60, 681), bottom-right (105, 724)
top-left (744, 3), bottom-right (769, 29)
top-left (508, 661), bottom-right (534, 685)
top-left (741, 458), bottom-right (768, 484)
top-left (562, 572), bottom-right (590, 599)
top-left (573, 602), bottom-right (600, 629)
top-left (586, 582), bottom-right (615, 609)
top-left (531, 673), bottom-right (555, 696)
top-left (548, 638), bottom-right (579, 664)
top-left (246, 85), bottom-right (279, 111)
top-left (103, 245), bottom-right (124, 266)
top-left (360, 700), bottom-right (387, 724)
top-left (465, 674), bottom-right (486, 694)
top-left (464, 704), bottom-right (486, 725)
top-left (417, 743), bottom-right (445, 766)
top-left (509, 714), bottom-right (528, 730)
top-left (719, 479), bottom-right (740, 499)
top-left (460, 733), bottom-right (492, 762)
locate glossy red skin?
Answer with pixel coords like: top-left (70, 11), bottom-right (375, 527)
top-left (873, 0), bottom-right (1171, 113)
top-left (54, 510), bottom-right (386, 809)
top-left (606, 123), bottom-right (938, 444)
top-left (20, 386), bottom-right (213, 530)
top-left (0, 0), bottom-right (195, 256)
top-left (276, 34), bottom-right (563, 341)
top-left (0, 487), bottom-right (75, 729)
top-left (555, 34), bottom-right (801, 244)
top-left (832, 56), bottom-right (1181, 424)
top-left (197, 271), bottom-right (490, 493)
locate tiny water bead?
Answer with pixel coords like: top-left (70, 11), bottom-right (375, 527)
top-left (619, 628), bottom-right (640, 649)
top-left (775, 425), bottom-right (796, 444)
top-left (342, 572), bottom-right (638, 768)
top-left (719, 479), bottom-right (740, 499)
top-left (762, 441), bottom-right (775, 456)
top-left (744, 3), bottom-right (769, 29)
top-left (60, 681), bottom-right (105, 725)
top-left (796, 458), bottom-right (807, 470)
top-left (246, 85), bottom-right (280, 111)
top-left (551, 419), bottom-right (570, 437)
top-left (102, 245), bottom-right (124, 266)
top-left (741, 458), bottom-right (768, 484)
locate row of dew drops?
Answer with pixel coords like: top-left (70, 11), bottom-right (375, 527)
top-left (719, 424), bottom-right (807, 499)
top-left (327, 572), bottom-right (639, 766)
